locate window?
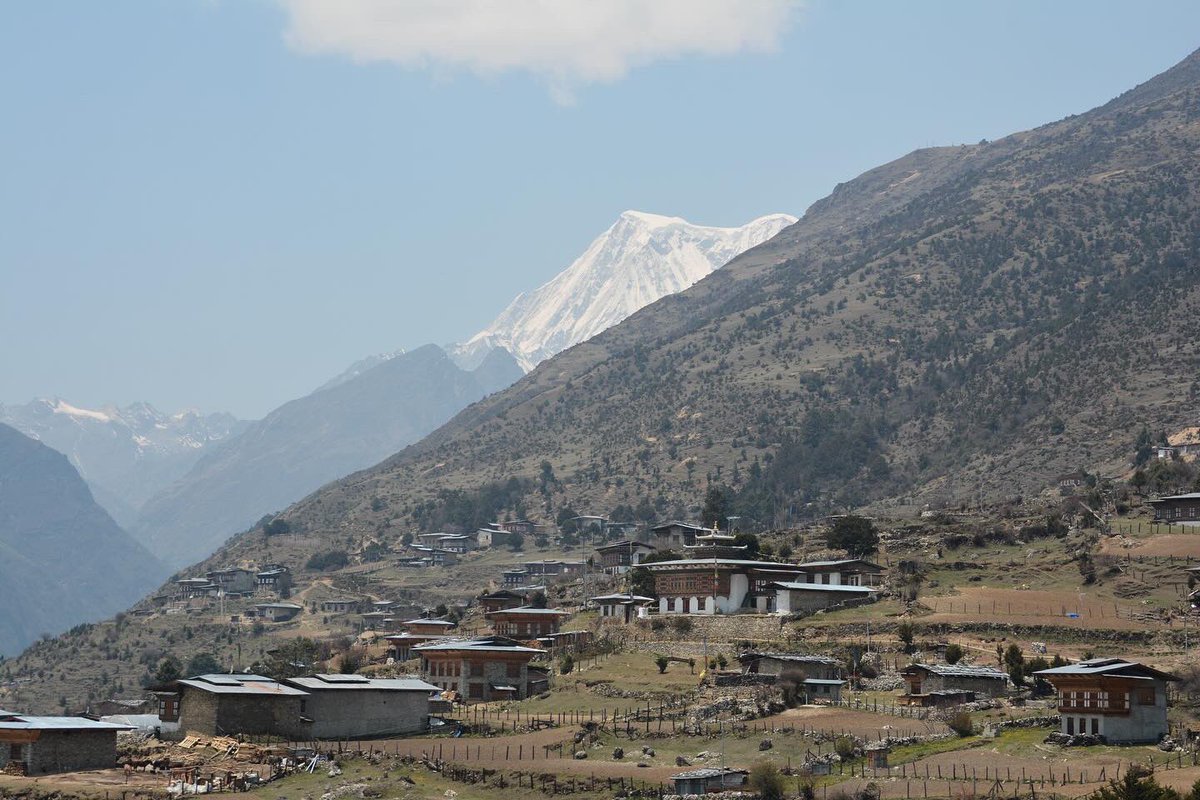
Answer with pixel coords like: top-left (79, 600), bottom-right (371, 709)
top-left (1067, 717), bottom-right (1074, 735)
top-left (1138, 688), bottom-right (1156, 706)
top-left (1091, 718), bottom-right (1099, 735)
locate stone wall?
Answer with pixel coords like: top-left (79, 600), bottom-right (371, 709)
top-left (180, 690), bottom-right (308, 738)
top-left (26, 731), bottom-right (118, 775)
top-left (307, 690), bottom-right (428, 739)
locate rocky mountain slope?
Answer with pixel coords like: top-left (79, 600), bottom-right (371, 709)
top-left (0, 424), bottom-right (164, 656)
top-left (0, 399), bottom-right (244, 529)
top-left (134, 345), bottom-right (523, 567)
top-left (449, 211), bottom-right (796, 371)
top-left (277, 47), bottom-right (1200, 538)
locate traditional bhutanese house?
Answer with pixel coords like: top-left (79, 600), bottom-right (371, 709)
top-left (415, 532), bottom-right (475, 552)
top-left (152, 674), bottom-right (311, 739)
top-left (320, 598), bottom-right (359, 615)
top-left (414, 636), bottom-right (543, 702)
top-left (385, 631), bottom-right (452, 662)
top-left (595, 540), bottom-right (657, 574)
top-left (176, 577), bottom-right (218, 599)
top-left (671, 767), bottom-right (749, 795)
top-left (205, 567), bottom-right (257, 594)
top-left (501, 568), bottom-right (528, 588)
top-left (683, 533), bottom-right (747, 560)
top-left (537, 631), bottom-right (593, 650)
top-left (283, 675), bottom-right (439, 739)
top-left (485, 607), bottom-right (570, 638)
top-left (479, 589), bottom-right (527, 612)
top-left (475, 527), bottom-right (515, 548)
top-left (523, 560), bottom-right (584, 578)
top-left (256, 565), bottom-right (289, 589)
top-left (591, 593), bottom-right (655, 623)
top-left (773, 581), bottom-right (878, 615)
top-left (791, 559), bottom-right (886, 587)
top-left (737, 652), bottom-right (846, 700)
top-left (1148, 492), bottom-right (1200, 524)
top-left (0, 713), bottom-right (133, 776)
top-left (410, 545), bottom-right (458, 566)
top-left (650, 521), bottom-right (715, 549)
top-left (1034, 658), bottom-right (1179, 743)
top-left (359, 611), bottom-right (394, 630)
top-left (493, 519), bottom-right (536, 535)
top-left (405, 618), bottom-right (457, 636)
top-left (646, 558), bottom-right (807, 614)
top-left (254, 602), bottom-right (302, 622)
top-left (898, 663), bottom-right (1009, 706)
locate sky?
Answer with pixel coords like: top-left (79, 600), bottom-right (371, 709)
top-left (2, 1), bottom-right (1199, 419)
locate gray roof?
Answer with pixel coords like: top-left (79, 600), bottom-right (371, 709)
top-left (0, 714), bottom-right (134, 731)
top-left (645, 558), bottom-right (805, 569)
top-left (802, 678), bottom-right (846, 686)
top-left (413, 636), bottom-right (542, 654)
top-left (1150, 492), bottom-right (1200, 502)
top-left (1033, 658), bottom-right (1179, 681)
top-left (254, 602), bottom-right (303, 610)
top-left (177, 674), bottom-right (309, 696)
top-left (903, 663), bottom-right (1007, 679)
top-left (743, 652), bottom-right (841, 666)
top-left (795, 558), bottom-right (885, 571)
top-left (287, 675), bottom-right (438, 692)
top-left (484, 606), bottom-right (570, 616)
top-left (591, 593), bottom-right (654, 603)
top-left (672, 767), bottom-right (749, 779)
top-left (774, 581), bottom-right (877, 593)
top-left (404, 618), bottom-right (456, 626)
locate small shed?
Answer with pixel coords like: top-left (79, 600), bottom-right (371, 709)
top-left (899, 663), bottom-right (1008, 700)
top-left (0, 713), bottom-right (133, 775)
top-left (670, 767), bottom-right (749, 795)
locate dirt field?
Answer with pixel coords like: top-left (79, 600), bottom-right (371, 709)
top-left (922, 586), bottom-right (1171, 630)
top-left (1099, 533), bottom-right (1200, 558)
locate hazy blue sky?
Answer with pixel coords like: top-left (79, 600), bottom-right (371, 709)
top-left (3, 1), bottom-right (1198, 418)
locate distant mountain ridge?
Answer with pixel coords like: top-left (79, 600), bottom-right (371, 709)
top-left (134, 344), bottom-right (523, 567)
top-left (0, 423), bottom-right (164, 656)
top-left (448, 210), bottom-right (796, 371)
top-left (0, 399), bottom-right (245, 528)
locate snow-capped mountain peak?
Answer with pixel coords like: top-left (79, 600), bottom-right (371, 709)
top-left (449, 209), bottom-right (797, 371)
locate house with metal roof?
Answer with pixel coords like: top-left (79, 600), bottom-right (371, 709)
top-left (485, 606), bottom-right (570, 638)
top-left (1148, 492), bottom-right (1200, 524)
top-left (898, 663), bottom-right (1009, 705)
top-left (773, 581), bottom-right (878, 615)
top-left (670, 767), bottom-right (749, 795)
top-left (1034, 658), bottom-right (1179, 743)
top-left (737, 652), bottom-right (846, 701)
top-left (791, 558), bottom-right (886, 587)
top-left (0, 713), bottom-right (133, 775)
top-left (283, 674), bottom-right (439, 739)
top-left (414, 636), bottom-right (543, 702)
top-left (254, 602), bottom-right (303, 622)
top-left (591, 593), bottom-right (654, 623)
top-left (594, 540), bottom-right (657, 574)
top-left (646, 558), bottom-right (809, 614)
top-left (152, 674), bottom-right (310, 739)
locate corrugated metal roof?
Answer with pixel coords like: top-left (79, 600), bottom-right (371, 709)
top-left (484, 606), bottom-right (570, 616)
top-left (591, 594), bottom-right (654, 603)
top-left (795, 559), bottom-right (885, 570)
top-left (179, 675), bottom-right (309, 696)
top-left (802, 679), bottom-right (846, 685)
top-left (1033, 658), bottom-right (1178, 681)
top-left (747, 652), bottom-right (841, 665)
top-left (646, 558), bottom-right (804, 569)
top-left (1151, 492), bottom-right (1200, 501)
top-left (774, 582), bottom-right (877, 593)
top-left (0, 715), bottom-right (134, 731)
top-left (287, 675), bottom-right (438, 692)
top-left (413, 637), bottom-right (542, 654)
top-left (404, 619), bottom-right (456, 626)
top-left (672, 768), bottom-right (748, 779)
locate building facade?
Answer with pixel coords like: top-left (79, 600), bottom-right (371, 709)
top-left (284, 675), bottom-right (438, 739)
top-left (414, 636), bottom-right (542, 702)
top-left (0, 714), bottom-right (132, 776)
top-left (485, 607), bottom-right (569, 638)
top-left (1035, 658), bottom-right (1178, 743)
top-left (154, 674), bottom-right (310, 739)
top-left (594, 540), bottom-right (657, 574)
top-left (1148, 493), bottom-right (1200, 524)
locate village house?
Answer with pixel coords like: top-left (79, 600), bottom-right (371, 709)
top-left (595, 540), bottom-right (658, 575)
top-left (320, 598), bottom-right (359, 615)
top-left (773, 581), bottom-right (878, 615)
top-left (485, 606), bottom-right (570, 638)
top-left (475, 527), bottom-right (516, 548)
top-left (670, 767), bottom-right (749, 795)
top-left (791, 558), bottom-right (886, 587)
top-left (410, 545), bottom-right (459, 566)
top-left (414, 636), bottom-right (543, 702)
top-left (404, 618), bottom-right (457, 636)
top-left (523, 560), bottom-right (585, 579)
top-left (283, 675), bottom-right (439, 739)
top-left (591, 593), bottom-right (654, 623)
top-left (256, 565), bottom-right (289, 591)
top-left (0, 712), bottom-right (133, 776)
top-left (175, 577), bottom-right (219, 599)
top-left (646, 557), bottom-right (808, 614)
top-left (1148, 492), bottom-right (1200, 524)
top-left (478, 589), bottom-right (527, 612)
top-left (493, 519), bottom-right (537, 536)
top-left (501, 568), bottom-right (528, 588)
top-left (737, 652), bottom-right (846, 701)
top-left (205, 567), bottom-right (257, 594)
top-left (416, 533), bottom-right (475, 553)
top-left (254, 602), bottom-right (302, 622)
top-left (1057, 472), bottom-right (1088, 492)
top-left (1034, 658), bottom-right (1179, 743)
top-left (650, 521), bottom-right (715, 549)
top-left (153, 674), bottom-right (310, 739)
top-left (898, 663), bottom-right (1009, 707)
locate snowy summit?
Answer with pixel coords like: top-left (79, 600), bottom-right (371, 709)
top-left (450, 210), bottom-right (796, 371)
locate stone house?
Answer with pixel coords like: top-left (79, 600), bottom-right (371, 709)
top-left (320, 598), bottom-right (359, 615)
top-left (1034, 658), bottom-right (1179, 743)
top-left (773, 581), bottom-right (878, 615)
top-left (737, 652), bottom-right (846, 701)
top-left (1148, 492), bottom-right (1200, 524)
top-left (414, 636), bottom-right (543, 702)
top-left (671, 767), bottom-right (748, 795)
top-left (256, 565), bottom-right (290, 591)
top-left (478, 590), bottom-right (526, 612)
top-left (899, 663), bottom-right (1009, 703)
top-left (0, 713), bottom-right (133, 776)
top-left (791, 559), bottom-right (886, 587)
top-left (650, 521), bottom-right (715, 549)
top-left (153, 674), bottom-right (311, 739)
top-left (254, 602), bottom-right (302, 622)
top-left (647, 557), bottom-right (807, 614)
top-left (284, 675), bottom-right (439, 739)
top-left (206, 567), bottom-right (257, 594)
top-left (591, 593), bottom-right (654, 623)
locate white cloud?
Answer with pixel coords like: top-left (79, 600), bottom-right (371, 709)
top-left (276, 0), bottom-right (801, 101)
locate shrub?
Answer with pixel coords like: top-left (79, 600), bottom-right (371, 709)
top-left (947, 711), bottom-right (974, 737)
top-left (826, 515), bottom-right (879, 556)
top-left (306, 550), bottom-right (350, 571)
top-left (654, 655), bottom-right (669, 674)
top-left (749, 760), bottom-right (785, 800)
top-left (944, 644), bottom-right (964, 664)
top-left (834, 736), bottom-right (856, 759)
top-left (559, 654), bottom-right (575, 675)
top-left (670, 616), bottom-right (693, 634)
